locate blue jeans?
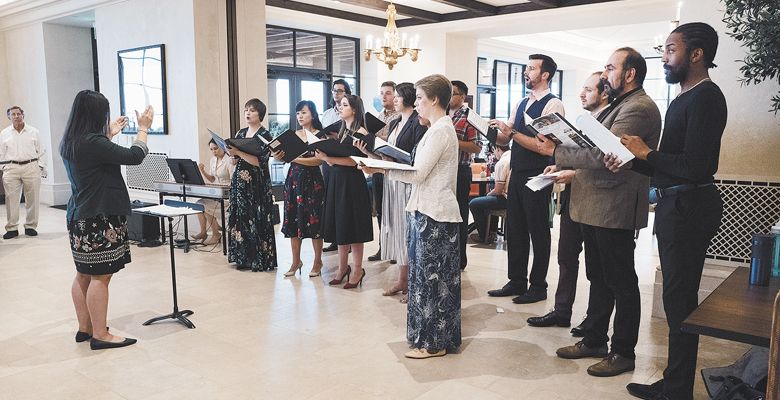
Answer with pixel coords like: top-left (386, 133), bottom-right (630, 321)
top-left (468, 195), bottom-right (506, 241)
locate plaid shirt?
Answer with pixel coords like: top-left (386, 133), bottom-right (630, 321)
top-left (450, 105), bottom-right (478, 165)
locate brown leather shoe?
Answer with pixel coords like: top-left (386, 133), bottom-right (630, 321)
top-left (555, 341), bottom-right (608, 359)
top-left (587, 353), bottom-right (635, 377)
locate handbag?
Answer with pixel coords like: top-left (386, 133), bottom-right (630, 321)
top-left (710, 376), bottom-right (765, 400)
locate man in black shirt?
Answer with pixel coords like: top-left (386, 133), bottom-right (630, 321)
top-left (606, 23), bottom-right (727, 400)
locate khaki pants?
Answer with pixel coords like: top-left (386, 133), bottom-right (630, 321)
top-left (2, 162), bottom-right (41, 231)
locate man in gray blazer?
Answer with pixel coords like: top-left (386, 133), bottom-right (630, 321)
top-left (537, 47), bottom-right (661, 378)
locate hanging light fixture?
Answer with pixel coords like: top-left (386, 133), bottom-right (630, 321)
top-left (364, 2), bottom-right (420, 70)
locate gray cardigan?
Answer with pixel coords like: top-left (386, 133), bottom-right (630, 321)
top-left (64, 133), bottom-right (149, 222)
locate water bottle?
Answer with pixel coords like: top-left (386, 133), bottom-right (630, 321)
top-left (771, 224), bottom-right (780, 278)
top-left (749, 233), bottom-right (774, 286)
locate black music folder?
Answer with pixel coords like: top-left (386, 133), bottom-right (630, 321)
top-left (208, 128), bottom-right (269, 157)
top-left (269, 129), bottom-right (309, 162)
top-left (465, 108), bottom-right (498, 145)
top-left (305, 131), bottom-right (355, 158)
top-left (321, 121), bottom-right (341, 137)
top-left (365, 112), bottom-right (387, 135)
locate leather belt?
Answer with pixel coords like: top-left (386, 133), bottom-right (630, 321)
top-left (9, 158), bottom-right (38, 165)
top-left (653, 183), bottom-right (713, 199)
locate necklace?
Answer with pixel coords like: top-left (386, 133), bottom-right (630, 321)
top-left (678, 77), bottom-right (711, 97)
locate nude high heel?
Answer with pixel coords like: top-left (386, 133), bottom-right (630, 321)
top-left (283, 261), bottom-right (304, 277)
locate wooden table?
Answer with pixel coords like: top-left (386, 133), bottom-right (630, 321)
top-left (472, 176), bottom-right (493, 197)
top-left (682, 267), bottom-right (779, 347)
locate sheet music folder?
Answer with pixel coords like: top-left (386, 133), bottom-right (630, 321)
top-left (208, 128), bottom-right (267, 157)
top-left (268, 129), bottom-right (309, 162)
top-left (305, 130), bottom-right (355, 158)
top-left (465, 108), bottom-right (498, 145)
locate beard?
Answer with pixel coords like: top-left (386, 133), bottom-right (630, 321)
top-left (525, 76), bottom-right (537, 90)
top-left (664, 62), bottom-right (689, 84)
top-left (602, 74), bottom-right (625, 98)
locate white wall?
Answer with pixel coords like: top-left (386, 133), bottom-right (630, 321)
top-left (0, 30), bottom-right (9, 109)
top-left (41, 23), bottom-right (93, 204)
top-left (681, 0), bottom-right (780, 179)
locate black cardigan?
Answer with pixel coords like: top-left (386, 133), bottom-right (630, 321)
top-left (64, 133), bottom-right (148, 222)
top-left (385, 110), bottom-right (427, 153)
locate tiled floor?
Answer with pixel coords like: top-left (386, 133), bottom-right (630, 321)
top-left (0, 205), bottom-right (748, 399)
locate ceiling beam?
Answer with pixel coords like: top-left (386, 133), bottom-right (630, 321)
top-left (526, 0), bottom-right (562, 7)
top-left (430, 0), bottom-right (497, 15)
top-left (337, 0), bottom-right (441, 23)
top-left (266, 0), bottom-right (388, 26)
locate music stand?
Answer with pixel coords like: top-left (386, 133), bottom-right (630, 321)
top-left (165, 159), bottom-right (203, 251)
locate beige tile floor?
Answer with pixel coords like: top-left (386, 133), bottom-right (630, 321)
top-left (0, 205), bottom-right (748, 399)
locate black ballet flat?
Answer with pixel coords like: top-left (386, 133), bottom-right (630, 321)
top-left (90, 337), bottom-right (137, 350)
top-left (75, 327), bottom-right (109, 343)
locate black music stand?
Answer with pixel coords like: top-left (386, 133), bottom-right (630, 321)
top-left (165, 159), bottom-right (203, 251)
top-left (134, 200), bottom-right (203, 329)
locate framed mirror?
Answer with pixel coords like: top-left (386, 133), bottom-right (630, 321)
top-left (118, 44), bottom-right (168, 134)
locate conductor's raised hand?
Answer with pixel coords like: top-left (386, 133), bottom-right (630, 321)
top-left (603, 153), bottom-right (623, 173)
top-left (108, 116), bottom-right (128, 138)
top-left (135, 105), bottom-right (154, 132)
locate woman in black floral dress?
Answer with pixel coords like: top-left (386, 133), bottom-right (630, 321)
top-left (227, 98), bottom-right (278, 272)
top-left (273, 100), bottom-right (325, 278)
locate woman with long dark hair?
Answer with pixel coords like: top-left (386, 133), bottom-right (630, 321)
top-left (315, 94), bottom-right (373, 289)
top-left (272, 100), bottom-right (326, 277)
top-left (60, 90), bottom-right (153, 350)
top-left (227, 98), bottom-right (278, 272)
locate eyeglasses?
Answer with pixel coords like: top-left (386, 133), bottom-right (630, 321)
top-left (452, 92), bottom-right (464, 97)
top-left (332, 89), bottom-right (346, 94)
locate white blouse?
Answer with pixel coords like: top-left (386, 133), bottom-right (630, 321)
top-left (208, 154), bottom-right (233, 184)
top-left (387, 115), bottom-right (461, 223)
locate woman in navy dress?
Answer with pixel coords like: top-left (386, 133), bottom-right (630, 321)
top-left (273, 100), bottom-right (326, 277)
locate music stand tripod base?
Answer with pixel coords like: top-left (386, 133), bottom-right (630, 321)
top-left (143, 309), bottom-right (195, 329)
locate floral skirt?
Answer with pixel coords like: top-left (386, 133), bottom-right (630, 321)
top-left (68, 214), bottom-right (131, 275)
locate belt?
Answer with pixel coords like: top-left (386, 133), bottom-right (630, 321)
top-left (653, 183), bottom-right (713, 199)
top-left (5, 158), bottom-right (38, 165)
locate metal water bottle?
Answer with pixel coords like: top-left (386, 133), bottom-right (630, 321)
top-left (749, 233), bottom-right (774, 286)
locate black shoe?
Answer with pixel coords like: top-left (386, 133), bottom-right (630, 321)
top-left (236, 264), bottom-right (251, 271)
top-left (626, 380), bottom-right (664, 399)
top-left (3, 230), bottom-right (18, 239)
top-left (571, 320), bottom-right (589, 337)
top-left (24, 228), bottom-right (37, 236)
top-left (487, 282), bottom-right (525, 297)
top-left (90, 337), bottom-right (137, 350)
top-left (323, 243), bottom-right (338, 252)
top-left (367, 249), bottom-right (382, 261)
top-left (390, 259), bottom-right (397, 264)
top-left (527, 310), bottom-right (571, 327)
top-left (512, 290), bottom-right (547, 304)
top-left (75, 327), bottom-right (110, 343)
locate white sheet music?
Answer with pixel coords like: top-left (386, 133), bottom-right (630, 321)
top-left (134, 204), bottom-right (203, 216)
top-left (575, 114), bottom-right (635, 167)
top-left (350, 156), bottom-right (417, 171)
top-left (466, 108), bottom-right (491, 135)
top-left (525, 171), bottom-right (563, 192)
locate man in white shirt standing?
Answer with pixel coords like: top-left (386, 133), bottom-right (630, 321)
top-left (0, 106), bottom-right (42, 239)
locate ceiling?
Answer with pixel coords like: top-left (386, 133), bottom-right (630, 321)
top-left (265, 0), bottom-right (624, 27)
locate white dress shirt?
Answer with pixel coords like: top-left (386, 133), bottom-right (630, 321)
top-left (0, 124), bottom-right (41, 168)
top-left (320, 105), bottom-right (341, 127)
top-left (507, 88), bottom-right (566, 126)
top-left (493, 150), bottom-right (511, 197)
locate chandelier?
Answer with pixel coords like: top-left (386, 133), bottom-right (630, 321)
top-left (364, 2), bottom-right (420, 70)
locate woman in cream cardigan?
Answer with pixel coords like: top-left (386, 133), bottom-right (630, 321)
top-left (360, 74), bottom-right (461, 359)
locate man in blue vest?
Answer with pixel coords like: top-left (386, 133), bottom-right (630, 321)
top-left (487, 54), bottom-right (564, 304)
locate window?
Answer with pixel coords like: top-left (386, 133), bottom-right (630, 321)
top-left (644, 56), bottom-right (673, 123)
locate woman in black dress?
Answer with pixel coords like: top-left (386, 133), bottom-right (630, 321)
top-left (61, 90), bottom-right (153, 350)
top-left (227, 98), bottom-right (278, 272)
top-left (315, 94), bottom-right (373, 289)
top-left (273, 100), bottom-right (326, 277)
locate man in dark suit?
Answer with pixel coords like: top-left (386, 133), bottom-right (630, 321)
top-left (538, 47), bottom-right (661, 377)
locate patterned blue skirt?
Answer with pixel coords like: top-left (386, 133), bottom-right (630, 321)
top-left (406, 211), bottom-right (461, 353)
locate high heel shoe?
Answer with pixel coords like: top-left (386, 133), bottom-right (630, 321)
top-left (328, 266), bottom-right (351, 285)
top-left (283, 261), bottom-right (304, 277)
top-left (382, 283), bottom-right (407, 296)
top-left (190, 232), bottom-right (207, 241)
top-left (309, 263), bottom-right (323, 277)
top-left (344, 269), bottom-right (366, 289)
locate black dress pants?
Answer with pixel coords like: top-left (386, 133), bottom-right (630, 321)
top-left (373, 172), bottom-right (384, 229)
top-left (656, 185), bottom-right (722, 399)
top-left (553, 190), bottom-right (584, 320)
top-left (456, 165), bottom-right (471, 269)
top-left (505, 168), bottom-right (551, 292)
top-left (581, 223), bottom-right (640, 359)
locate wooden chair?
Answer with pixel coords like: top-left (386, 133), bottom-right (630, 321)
top-left (767, 290), bottom-right (780, 399)
top-left (485, 208), bottom-right (507, 240)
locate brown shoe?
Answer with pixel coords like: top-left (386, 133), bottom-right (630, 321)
top-left (555, 341), bottom-right (609, 359)
top-left (587, 353), bottom-right (635, 377)
top-left (404, 348), bottom-right (446, 359)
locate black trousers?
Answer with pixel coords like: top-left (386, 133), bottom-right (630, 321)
top-left (553, 194), bottom-right (584, 320)
top-left (456, 165), bottom-right (471, 268)
top-left (581, 223), bottom-right (640, 359)
top-left (372, 173), bottom-right (384, 229)
top-left (656, 185), bottom-right (722, 399)
top-left (506, 168), bottom-right (552, 292)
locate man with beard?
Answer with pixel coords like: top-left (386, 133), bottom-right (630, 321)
top-left (537, 47), bottom-right (660, 377)
top-left (608, 23), bottom-right (727, 400)
top-left (527, 71), bottom-right (611, 335)
top-left (488, 54), bottom-right (565, 304)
